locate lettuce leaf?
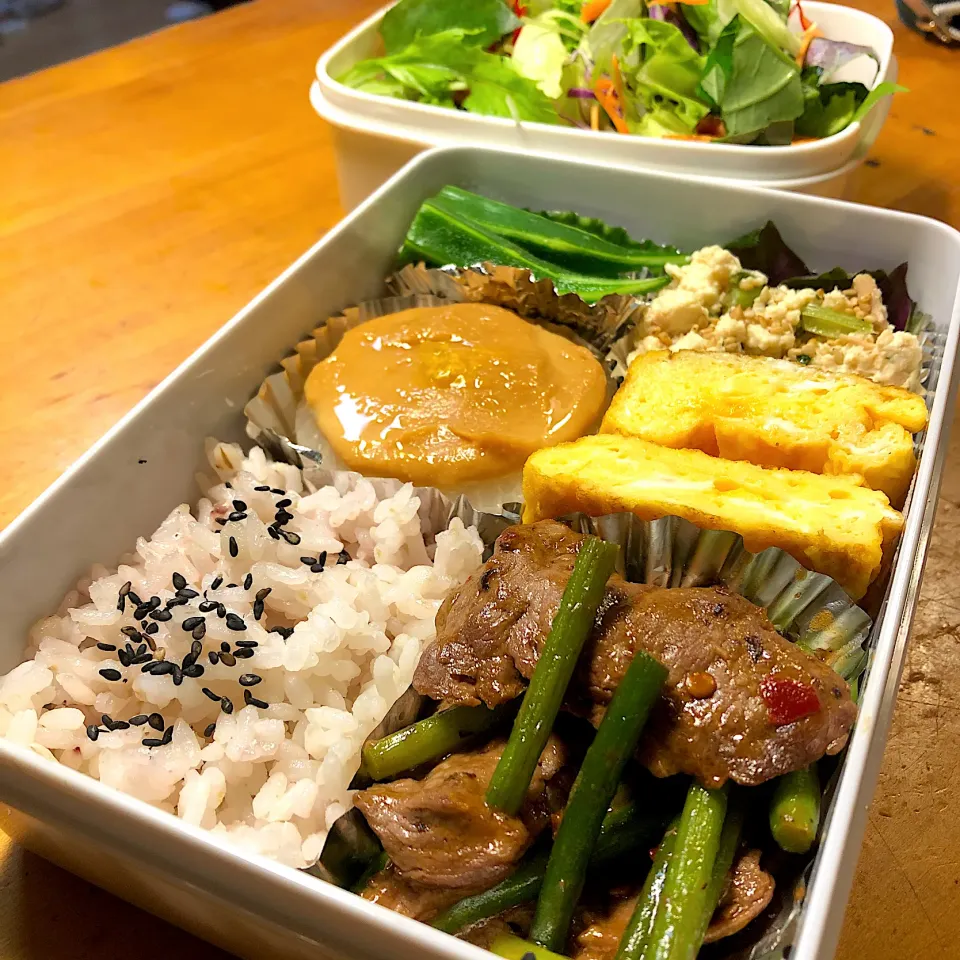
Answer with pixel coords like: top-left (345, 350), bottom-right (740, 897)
top-left (796, 79), bottom-right (906, 139)
top-left (380, 0), bottom-right (520, 53)
top-left (683, 0), bottom-right (738, 47)
top-left (463, 56), bottom-right (561, 122)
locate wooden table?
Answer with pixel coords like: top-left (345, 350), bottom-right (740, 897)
top-left (1, 1), bottom-right (958, 957)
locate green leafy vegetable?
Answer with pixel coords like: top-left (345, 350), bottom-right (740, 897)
top-left (464, 56), bottom-right (561, 123)
top-left (684, 0), bottom-right (737, 48)
top-left (380, 0), bottom-right (520, 53)
top-left (731, 0), bottom-right (800, 57)
top-left (726, 220), bottom-right (809, 283)
top-left (536, 208), bottom-right (687, 264)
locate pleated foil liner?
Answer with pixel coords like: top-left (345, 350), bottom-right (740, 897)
top-left (244, 280), bottom-right (622, 516)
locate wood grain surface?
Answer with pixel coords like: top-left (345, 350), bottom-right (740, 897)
top-left (1, 1), bottom-right (958, 958)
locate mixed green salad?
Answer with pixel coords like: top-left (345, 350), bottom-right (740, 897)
top-left (337, 0), bottom-right (902, 145)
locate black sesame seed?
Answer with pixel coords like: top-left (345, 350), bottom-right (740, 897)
top-left (208, 651), bottom-right (220, 665)
top-left (220, 641), bottom-right (230, 653)
top-left (134, 643), bottom-right (147, 657)
top-left (243, 573), bottom-right (253, 590)
top-left (310, 562), bottom-right (324, 573)
top-left (243, 690), bottom-right (269, 709)
top-left (101, 714), bottom-right (115, 729)
top-left (267, 526), bottom-right (281, 541)
top-left (221, 696), bottom-right (234, 714)
top-left (337, 550), bottom-right (350, 565)
top-left (149, 596), bottom-right (161, 608)
top-left (300, 556), bottom-right (316, 566)
top-left (127, 591), bottom-right (144, 607)
top-left (181, 616), bottom-right (204, 632)
top-left (270, 487), bottom-right (285, 495)
top-left (225, 482), bottom-right (232, 489)
top-left (233, 500), bottom-right (248, 512)
top-left (120, 626), bottom-right (140, 639)
top-left (316, 551), bottom-right (328, 567)
top-left (86, 725), bottom-right (100, 742)
top-left (255, 587), bottom-right (271, 602)
top-left (275, 498), bottom-right (292, 509)
top-left (227, 511), bottom-right (247, 523)
top-left (141, 661), bottom-right (159, 674)
top-left (166, 597), bottom-right (188, 608)
top-left (141, 737), bottom-right (164, 748)
top-left (233, 648), bottom-right (255, 660)
top-left (280, 530), bottom-right (301, 546)
top-left (151, 661), bottom-right (175, 676)
top-left (144, 634), bottom-right (157, 652)
top-left (172, 667), bottom-right (184, 686)
top-left (145, 622), bottom-right (159, 635)
top-left (129, 715), bottom-right (149, 726)
top-left (225, 614), bottom-right (247, 632)
top-left (148, 713), bottom-right (164, 731)
top-left (274, 510), bottom-right (293, 524)
top-left (96, 642), bottom-right (117, 652)
top-left (133, 604), bottom-right (151, 620)
top-left (172, 572), bottom-right (187, 591)
top-left (253, 600), bottom-right (264, 621)
top-left (149, 608), bottom-right (173, 622)
top-left (117, 650), bottom-right (132, 668)
top-left (215, 517), bottom-right (228, 526)
top-left (239, 674), bottom-right (262, 687)
top-left (210, 575), bottom-right (223, 591)
top-left (254, 485), bottom-right (270, 492)
top-left (113, 720), bottom-right (131, 731)
top-left (119, 581), bottom-right (132, 597)
top-left (216, 603), bottom-right (227, 618)
top-left (99, 668), bottom-right (122, 681)
top-left (116, 595), bottom-right (126, 612)
top-left (182, 652), bottom-right (197, 670)
top-left (235, 639), bottom-right (258, 648)
top-left (228, 536), bottom-right (239, 558)
top-left (198, 600), bottom-right (217, 613)
top-left (219, 652), bottom-right (237, 667)
top-left (130, 653), bottom-right (153, 666)
top-left (192, 619), bottom-right (207, 641)
top-left (183, 664), bottom-right (204, 679)
top-left (203, 723), bottom-right (217, 738)
top-left (201, 686), bottom-right (221, 702)
top-left (226, 583), bottom-right (237, 589)
top-left (161, 725), bottom-right (174, 745)
top-left (177, 588), bottom-right (200, 600)
top-left (270, 626), bottom-right (294, 640)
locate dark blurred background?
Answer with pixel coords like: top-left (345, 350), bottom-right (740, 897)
top-left (0, 0), bottom-right (252, 81)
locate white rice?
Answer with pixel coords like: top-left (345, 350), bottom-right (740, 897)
top-left (0, 441), bottom-right (483, 869)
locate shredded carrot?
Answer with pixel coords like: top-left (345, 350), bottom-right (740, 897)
top-left (791, 0), bottom-right (815, 31)
top-left (610, 53), bottom-right (626, 104)
top-left (675, 0), bottom-right (711, 6)
top-left (594, 76), bottom-right (630, 134)
top-left (795, 22), bottom-right (823, 66)
top-left (590, 101), bottom-right (600, 130)
top-left (665, 133), bottom-right (719, 141)
top-left (581, 0), bottom-right (612, 23)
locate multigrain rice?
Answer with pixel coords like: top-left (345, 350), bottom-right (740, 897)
top-left (0, 441), bottom-right (483, 868)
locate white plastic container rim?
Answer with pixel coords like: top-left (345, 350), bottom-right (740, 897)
top-left (315, 1), bottom-right (895, 183)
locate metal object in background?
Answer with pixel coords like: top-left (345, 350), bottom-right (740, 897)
top-left (897, 0), bottom-right (960, 43)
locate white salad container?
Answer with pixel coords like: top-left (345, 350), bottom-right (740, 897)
top-left (312, 2), bottom-right (897, 210)
top-left (2, 146), bottom-right (958, 960)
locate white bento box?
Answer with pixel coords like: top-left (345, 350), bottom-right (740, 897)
top-left (312, 2), bottom-right (897, 210)
top-left (1, 146), bottom-right (958, 960)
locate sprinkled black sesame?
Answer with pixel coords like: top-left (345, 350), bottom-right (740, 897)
top-left (119, 581), bottom-right (132, 597)
top-left (274, 510), bottom-right (293, 524)
top-left (142, 737), bottom-right (164, 748)
top-left (279, 530), bottom-right (301, 546)
top-left (86, 725), bottom-right (100, 742)
top-left (191, 640), bottom-right (202, 657)
top-left (227, 536), bottom-right (238, 558)
top-left (172, 667), bottom-right (184, 686)
top-left (239, 674), bottom-right (262, 687)
top-left (166, 597), bottom-right (187, 608)
top-left (225, 613), bottom-right (247, 632)
top-left (227, 511), bottom-right (247, 523)
top-left (234, 647), bottom-right (255, 659)
top-left (211, 575), bottom-right (223, 591)
top-left (244, 690), bottom-right (269, 709)
top-left (235, 639), bottom-right (258, 648)
top-left (215, 517), bottom-right (228, 527)
top-left (270, 487), bottom-right (285, 496)
top-left (233, 500), bottom-right (248, 512)
top-left (316, 551), bottom-right (327, 567)
top-left (144, 634), bottom-right (157, 652)
top-left (310, 562), bottom-right (324, 574)
top-left (97, 642), bottom-right (117, 652)
top-left (221, 696), bottom-right (234, 714)
top-left (337, 550), bottom-right (350, 565)
top-left (203, 723), bottom-right (217, 738)
top-left (217, 603), bottom-right (227, 618)
top-left (275, 498), bottom-right (292, 509)
top-left (300, 556), bottom-right (315, 566)
top-left (99, 668), bottom-right (122, 681)
top-left (177, 588), bottom-right (200, 600)
top-left (192, 621), bottom-right (207, 641)
top-left (254, 485), bottom-right (270, 492)
top-left (121, 626), bottom-right (140, 639)
top-left (220, 652), bottom-right (237, 667)
top-left (116, 595), bottom-right (126, 613)
top-left (133, 603), bottom-right (151, 620)
top-left (101, 714), bottom-right (116, 729)
top-left (208, 651), bottom-right (220, 665)
top-left (267, 526), bottom-right (281, 541)
top-left (243, 573), bottom-right (254, 591)
top-left (129, 653), bottom-right (153, 666)
top-left (161, 725), bottom-right (174, 745)
top-left (172, 572), bottom-right (187, 591)
top-left (227, 583), bottom-right (237, 589)
top-left (145, 622), bottom-right (159, 635)
top-left (141, 661), bottom-right (159, 674)
top-left (201, 687), bottom-right (220, 702)
top-left (129, 715), bottom-right (149, 726)
top-left (198, 600), bottom-right (217, 613)
top-left (255, 587), bottom-right (271, 602)
top-left (127, 591), bottom-right (144, 607)
top-left (270, 626), bottom-right (294, 640)
top-left (151, 661), bottom-right (175, 676)
top-left (183, 664), bottom-right (204, 679)
top-left (117, 649), bottom-right (132, 668)
top-left (182, 616), bottom-right (204, 632)
top-left (149, 608), bottom-right (173, 622)
top-left (253, 600), bottom-right (264, 621)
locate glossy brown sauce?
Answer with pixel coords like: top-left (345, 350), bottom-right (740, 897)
top-left (304, 303), bottom-right (607, 486)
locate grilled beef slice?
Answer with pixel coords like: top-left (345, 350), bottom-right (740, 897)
top-left (414, 521), bottom-right (856, 787)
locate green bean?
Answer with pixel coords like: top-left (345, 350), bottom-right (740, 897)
top-left (490, 933), bottom-right (569, 960)
top-left (360, 702), bottom-right (513, 782)
top-left (432, 802), bottom-right (665, 935)
top-left (643, 781), bottom-right (729, 960)
top-left (486, 537), bottom-right (620, 815)
top-left (530, 651), bottom-right (668, 952)
top-left (799, 303), bottom-right (872, 338)
top-left (695, 804), bottom-right (744, 945)
top-left (615, 819), bottom-right (680, 960)
top-left (769, 764), bottom-right (820, 854)
top-left (350, 851), bottom-right (389, 895)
